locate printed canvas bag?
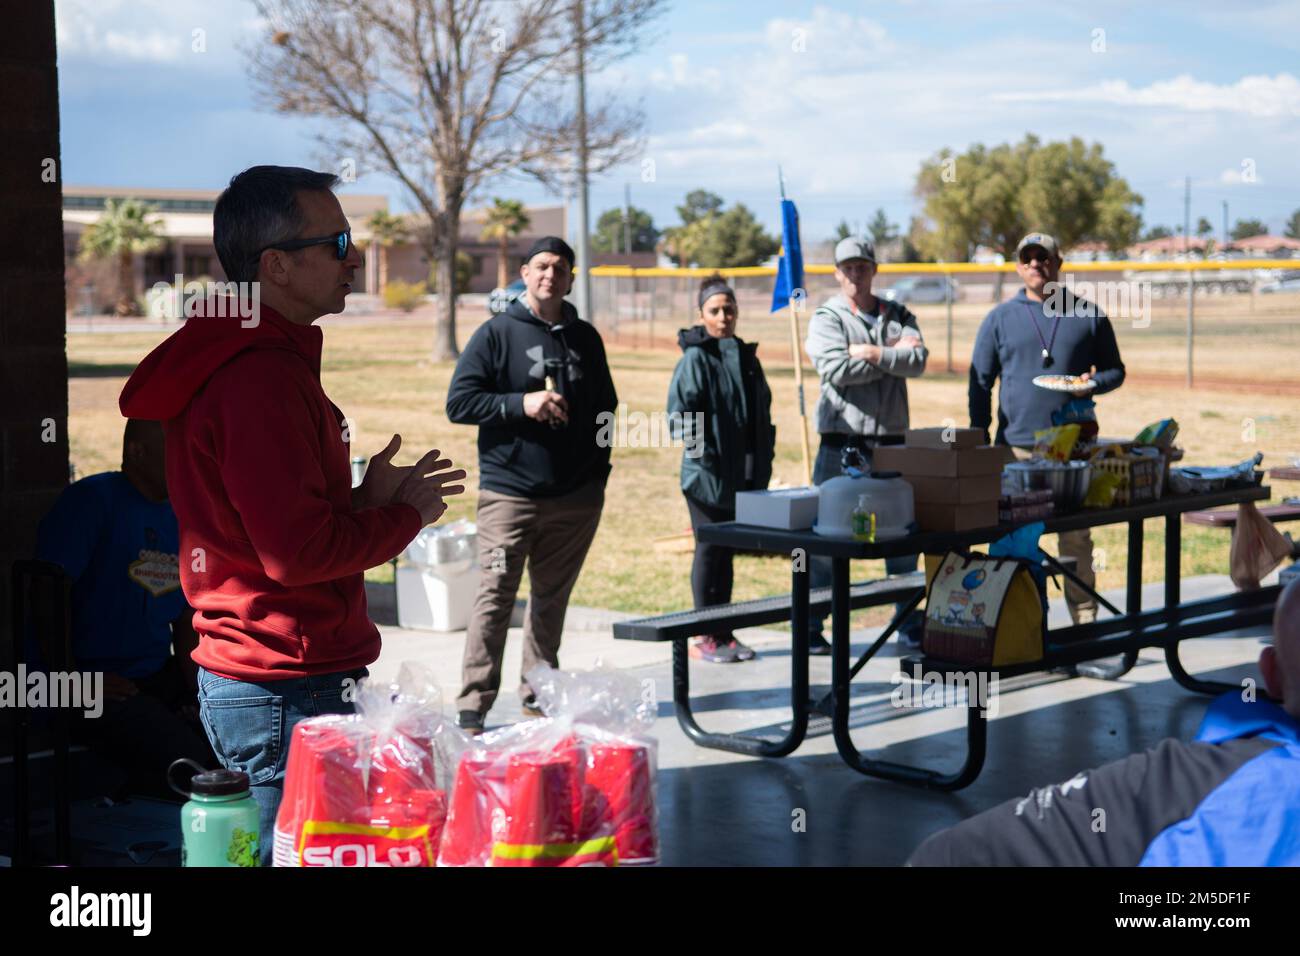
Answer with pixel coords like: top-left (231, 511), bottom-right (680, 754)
top-left (922, 551), bottom-right (1045, 667)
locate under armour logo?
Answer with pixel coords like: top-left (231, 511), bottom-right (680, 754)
top-left (525, 345), bottom-right (584, 383)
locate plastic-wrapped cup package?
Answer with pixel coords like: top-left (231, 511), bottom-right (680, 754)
top-left (586, 740), bottom-right (659, 865)
top-left (435, 663), bottom-right (660, 867)
top-left (273, 664), bottom-right (449, 867)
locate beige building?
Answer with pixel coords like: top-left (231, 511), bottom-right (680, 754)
top-left (63, 184), bottom-right (569, 312)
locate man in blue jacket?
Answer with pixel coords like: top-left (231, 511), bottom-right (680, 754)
top-left (909, 578), bottom-right (1300, 866)
top-left (445, 237), bottom-right (618, 733)
top-left (968, 232), bottom-right (1126, 625)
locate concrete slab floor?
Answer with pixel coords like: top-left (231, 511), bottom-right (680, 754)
top-left (367, 572), bottom-right (1277, 866)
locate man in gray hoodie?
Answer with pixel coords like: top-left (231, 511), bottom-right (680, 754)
top-left (803, 237), bottom-right (928, 653)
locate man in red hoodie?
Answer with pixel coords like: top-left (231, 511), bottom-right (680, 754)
top-left (120, 166), bottom-right (465, 864)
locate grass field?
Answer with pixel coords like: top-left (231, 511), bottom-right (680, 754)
top-left (66, 299), bottom-right (1300, 626)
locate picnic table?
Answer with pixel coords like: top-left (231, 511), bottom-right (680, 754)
top-left (682, 483), bottom-right (1277, 790)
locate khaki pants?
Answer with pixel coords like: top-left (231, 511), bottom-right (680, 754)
top-left (457, 479), bottom-right (605, 714)
top-left (1011, 447), bottom-right (1097, 624)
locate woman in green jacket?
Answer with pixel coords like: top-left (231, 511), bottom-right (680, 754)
top-left (667, 274), bottom-right (776, 663)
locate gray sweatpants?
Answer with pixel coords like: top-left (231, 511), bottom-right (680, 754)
top-left (456, 479), bottom-right (605, 714)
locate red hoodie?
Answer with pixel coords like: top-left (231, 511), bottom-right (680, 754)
top-left (120, 301), bottom-right (422, 682)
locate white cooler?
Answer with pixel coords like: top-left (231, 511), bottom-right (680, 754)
top-left (395, 520), bottom-right (480, 631)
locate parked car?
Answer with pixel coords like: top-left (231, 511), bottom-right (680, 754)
top-left (880, 275), bottom-right (958, 304)
top-left (1258, 270), bottom-right (1300, 294)
top-left (488, 279), bottom-right (526, 315)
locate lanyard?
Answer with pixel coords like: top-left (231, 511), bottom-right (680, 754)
top-left (1023, 300), bottom-right (1060, 364)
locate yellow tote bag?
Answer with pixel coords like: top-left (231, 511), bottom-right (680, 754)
top-left (921, 551), bottom-right (1045, 667)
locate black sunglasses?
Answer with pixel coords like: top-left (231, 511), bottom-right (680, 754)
top-left (258, 229), bottom-right (353, 263)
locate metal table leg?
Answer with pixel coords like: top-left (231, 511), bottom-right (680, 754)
top-left (672, 559), bottom-right (810, 757)
top-left (828, 556), bottom-right (987, 789)
top-left (1075, 519), bottom-right (1142, 680)
top-left (1161, 512), bottom-right (1239, 696)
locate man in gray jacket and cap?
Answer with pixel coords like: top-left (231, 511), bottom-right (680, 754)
top-left (803, 237), bottom-right (928, 653)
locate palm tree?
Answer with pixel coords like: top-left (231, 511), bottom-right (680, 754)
top-left (480, 199), bottom-right (531, 289)
top-left (366, 210), bottom-right (410, 296)
top-left (77, 198), bottom-right (165, 316)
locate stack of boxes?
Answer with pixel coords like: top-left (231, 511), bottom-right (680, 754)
top-left (873, 428), bottom-right (1013, 532)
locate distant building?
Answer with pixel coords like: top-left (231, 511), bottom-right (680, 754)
top-left (1226, 234), bottom-right (1300, 257)
top-left (62, 185), bottom-right (571, 312)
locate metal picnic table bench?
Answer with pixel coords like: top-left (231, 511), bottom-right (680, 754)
top-left (613, 484), bottom-right (1278, 791)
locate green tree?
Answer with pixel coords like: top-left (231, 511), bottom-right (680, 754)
top-left (1196, 217), bottom-right (1214, 238)
top-left (1230, 218), bottom-right (1267, 241)
top-left (867, 208), bottom-right (898, 251)
top-left (77, 197), bottom-right (166, 316)
top-left (830, 219), bottom-right (855, 243)
top-left (366, 210), bottom-right (410, 297)
top-left (1285, 209), bottom-right (1300, 240)
top-left (1141, 225), bottom-right (1173, 241)
top-left (592, 205), bottom-right (658, 253)
top-left (913, 135), bottom-right (1143, 260)
top-left (673, 203), bottom-right (779, 268)
top-left (676, 189), bottom-right (724, 225)
top-left (480, 198), bottom-right (531, 289)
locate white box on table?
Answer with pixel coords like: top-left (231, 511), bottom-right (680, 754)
top-left (396, 564), bottom-right (480, 631)
top-left (734, 487), bottom-right (820, 530)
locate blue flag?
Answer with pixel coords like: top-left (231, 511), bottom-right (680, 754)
top-left (770, 198), bottom-right (805, 313)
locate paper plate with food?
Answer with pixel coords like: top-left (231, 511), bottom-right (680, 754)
top-left (1032, 374), bottom-right (1096, 393)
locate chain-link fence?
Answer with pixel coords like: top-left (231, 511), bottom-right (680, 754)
top-left (587, 260), bottom-right (1300, 387)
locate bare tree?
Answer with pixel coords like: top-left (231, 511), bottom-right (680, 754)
top-left (245, 0), bottom-right (664, 359)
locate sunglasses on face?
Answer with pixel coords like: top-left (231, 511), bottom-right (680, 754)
top-left (259, 229), bottom-right (353, 263)
top-left (1019, 248), bottom-right (1052, 264)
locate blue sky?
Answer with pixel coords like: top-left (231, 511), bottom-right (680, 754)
top-left (55, 0), bottom-right (1300, 246)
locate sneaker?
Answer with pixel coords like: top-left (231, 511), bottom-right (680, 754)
top-left (458, 710), bottom-right (485, 736)
top-left (898, 629), bottom-right (924, 651)
top-left (689, 636), bottom-right (743, 663)
top-left (808, 632), bottom-right (832, 656)
top-left (521, 695), bottom-right (545, 718)
top-left (725, 637), bottom-right (757, 662)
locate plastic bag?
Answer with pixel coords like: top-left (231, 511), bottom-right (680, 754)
top-left (1033, 424), bottom-right (1081, 463)
top-left (273, 663), bottom-right (451, 867)
top-left (401, 519), bottom-right (477, 577)
top-left (1230, 502), bottom-right (1292, 590)
top-left (437, 662), bottom-right (659, 867)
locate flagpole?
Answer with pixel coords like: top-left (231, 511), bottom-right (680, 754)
top-left (778, 167), bottom-right (813, 485)
top-left (789, 295), bottom-right (813, 486)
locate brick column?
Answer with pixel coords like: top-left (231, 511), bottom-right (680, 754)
top-left (0, 0), bottom-right (68, 663)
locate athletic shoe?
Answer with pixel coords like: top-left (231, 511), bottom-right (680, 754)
top-left (521, 695), bottom-right (545, 718)
top-left (458, 710), bottom-right (485, 736)
top-left (689, 636), bottom-right (743, 663)
top-left (808, 632), bottom-right (832, 656)
top-left (726, 637), bottom-right (757, 661)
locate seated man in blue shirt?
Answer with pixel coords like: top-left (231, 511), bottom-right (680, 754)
top-left (909, 578), bottom-right (1300, 866)
top-left (35, 419), bottom-right (214, 800)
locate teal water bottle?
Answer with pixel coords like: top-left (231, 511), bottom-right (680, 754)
top-left (169, 758), bottom-right (261, 867)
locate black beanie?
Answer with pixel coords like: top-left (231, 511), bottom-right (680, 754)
top-left (525, 236), bottom-right (576, 268)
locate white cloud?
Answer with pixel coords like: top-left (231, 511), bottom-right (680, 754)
top-left (996, 73), bottom-right (1300, 119)
top-left (765, 5), bottom-right (894, 59)
top-left (55, 0), bottom-right (257, 66)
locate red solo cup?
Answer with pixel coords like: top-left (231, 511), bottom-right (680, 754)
top-left (586, 742), bottom-right (658, 865)
top-left (437, 752), bottom-right (507, 867)
top-left (277, 721), bottom-right (371, 836)
top-left (368, 732), bottom-right (437, 808)
top-left (499, 752), bottom-right (580, 864)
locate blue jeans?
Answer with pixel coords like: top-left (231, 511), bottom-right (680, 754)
top-left (197, 665), bottom-right (368, 866)
top-left (810, 438), bottom-right (921, 641)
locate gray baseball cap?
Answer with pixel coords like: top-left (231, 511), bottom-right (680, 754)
top-left (834, 236), bottom-right (877, 266)
top-left (1016, 232), bottom-right (1060, 259)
